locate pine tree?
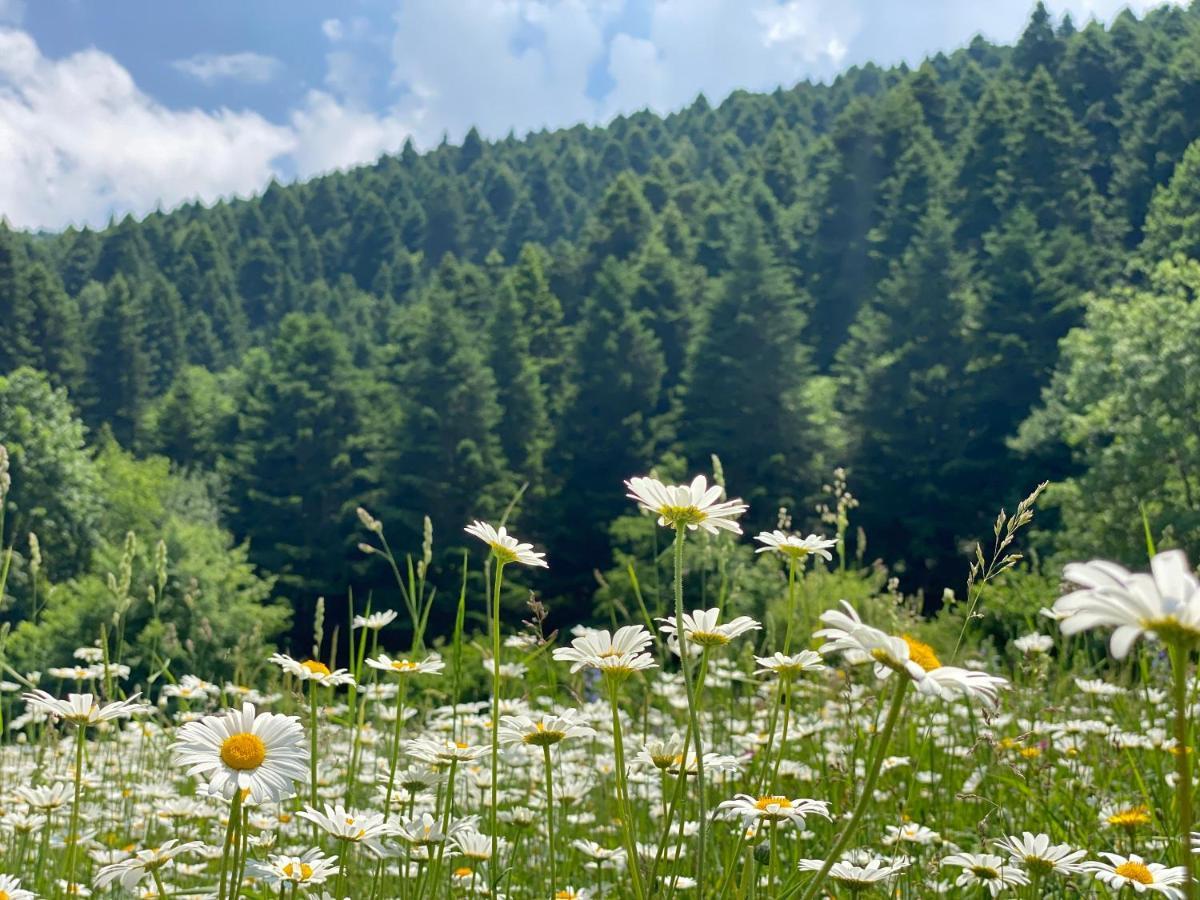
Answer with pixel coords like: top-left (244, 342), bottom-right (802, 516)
top-left (1013, 2), bottom-right (1063, 76)
top-left (681, 216), bottom-right (818, 517)
top-left (1141, 137), bottom-right (1200, 262)
top-left (85, 276), bottom-right (149, 446)
top-left (0, 224), bottom-right (36, 373)
top-left (24, 262), bottom-right (83, 389)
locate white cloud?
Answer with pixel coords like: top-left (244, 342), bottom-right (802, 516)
top-left (173, 51), bottom-right (283, 85)
top-left (0, 29), bottom-right (295, 229)
top-left (288, 90), bottom-right (413, 174)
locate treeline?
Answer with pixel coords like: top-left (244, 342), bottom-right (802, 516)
top-left (3, 2), bottom-right (1200, 643)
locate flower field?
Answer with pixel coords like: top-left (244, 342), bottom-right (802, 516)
top-left (1, 472), bottom-right (1198, 899)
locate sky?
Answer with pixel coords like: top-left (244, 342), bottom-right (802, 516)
top-left (0, 0), bottom-right (1185, 232)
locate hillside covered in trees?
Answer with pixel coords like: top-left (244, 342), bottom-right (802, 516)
top-left (3, 2), bottom-right (1200, 659)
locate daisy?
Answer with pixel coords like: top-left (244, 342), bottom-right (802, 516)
top-left (940, 852), bottom-right (1030, 896)
top-left (657, 608), bottom-right (761, 649)
top-left (365, 653), bottom-right (445, 677)
top-left (353, 610), bottom-right (399, 630)
top-left (625, 474), bottom-right (748, 534)
top-left (450, 829), bottom-right (503, 861)
top-left (755, 650), bottom-right (825, 677)
top-left (553, 889), bottom-right (592, 900)
top-left (1101, 803), bottom-right (1154, 830)
top-left (247, 849), bottom-right (339, 889)
top-left (993, 832), bottom-right (1087, 876)
top-left (572, 839), bottom-right (626, 863)
top-left (403, 737), bottom-right (489, 765)
top-left (268, 654), bottom-right (356, 687)
top-left (464, 520), bottom-right (548, 567)
top-left (716, 794), bottom-right (831, 828)
top-left (497, 709), bottom-right (596, 747)
top-left (754, 531), bottom-right (837, 561)
top-left (22, 690), bottom-right (144, 725)
top-left (171, 702), bottom-right (308, 803)
top-left (1053, 550), bottom-right (1200, 657)
top-left (93, 840), bottom-right (204, 891)
top-left (797, 855), bottom-right (908, 891)
top-left (552, 625), bottom-right (657, 679)
top-left (1012, 633), bottom-right (1054, 655)
top-left (1084, 853), bottom-right (1187, 897)
top-left (298, 804), bottom-right (392, 847)
top-left (815, 602), bottom-right (1007, 706)
top-left (0, 875), bottom-right (35, 900)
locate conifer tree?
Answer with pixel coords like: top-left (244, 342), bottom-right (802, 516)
top-left (85, 276), bottom-right (149, 446)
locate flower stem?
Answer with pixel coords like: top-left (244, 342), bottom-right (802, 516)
top-left (543, 744), bottom-right (557, 897)
top-left (489, 559), bottom-right (506, 891)
top-left (218, 788), bottom-right (243, 900)
top-left (1172, 642), bottom-right (1195, 900)
top-left (795, 676), bottom-right (910, 900)
top-left (309, 679), bottom-right (320, 810)
top-left (383, 678), bottom-right (409, 820)
top-left (673, 523), bottom-right (708, 887)
top-left (64, 725), bottom-right (86, 892)
top-left (609, 682), bottom-right (646, 900)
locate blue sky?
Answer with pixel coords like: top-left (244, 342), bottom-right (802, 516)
top-left (0, 0), bottom-right (1182, 231)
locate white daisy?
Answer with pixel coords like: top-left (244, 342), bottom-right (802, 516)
top-left (552, 625), bottom-right (657, 678)
top-left (353, 610), bottom-right (399, 630)
top-left (994, 832), bottom-right (1087, 876)
top-left (754, 531), bottom-right (837, 561)
top-left (365, 653), bottom-right (445, 677)
top-left (93, 840), bottom-right (204, 891)
top-left (754, 650), bottom-right (826, 677)
top-left (268, 654), bottom-right (356, 687)
top-left (1053, 550), bottom-right (1200, 658)
top-left (716, 794), bottom-right (830, 828)
top-left (22, 690), bottom-right (144, 725)
top-left (1012, 633), bottom-right (1054, 655)
top-left (171, 702), bottom-right (308, 803)
top-left (941, 852), bottom-right (1030, 896)
top-left (464, 520), bottom-right (548, 567)
top-left (1083, 853), bottom-right (1187, 897)
top-left (497, 709), bottom-right (596, 747)
top-left (657, 608), bottom-right (761, 649)
top-left (625, 474), bottom-right (747, 535)
top-left (0, 874), bottom-right (35, 900)
top-left (247, 848), bottom-right (339, 889)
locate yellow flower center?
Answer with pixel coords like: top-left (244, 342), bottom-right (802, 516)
top-left (555, 892), bottom-right (578, 900)
top-left (755, 795), bottom-right (792, 811)
top-left (301, 660), bottom-right (331, 676)
top-left (1, 890), bottom-right (11, 900)
top-left (454, 867), bottom-right (473, 878)
top-left (1019, 746), bottom-right (1041, 759)
top-left (1114, 861), bottom-right (1153, 884)
top-left (688, 630), bottom-right (730, 647)
top-left (219, 732), bottom-right (267, 770)
top-left (1107, 806), bottom-right (1151, 828)
top-left (391, 660), bottom-right (420, 672)
top-left (523, 721), bottom-right (567, 747)
top-left (970, 865), bottom-right (1000, 879)
top-left (282, 862), bottom-right (314, 880)
top-left (902, 635), bottom-right (941, 672)
top-left (658, 504), bottom-right (707, 527)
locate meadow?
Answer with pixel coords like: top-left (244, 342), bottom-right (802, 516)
top-left (0, 461), bottom-right (1196, 899)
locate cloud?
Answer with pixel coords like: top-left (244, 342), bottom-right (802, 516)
top-left (0, 29), bottom-right (295, 229)
top-left (173, 51), bottom-right (283, 85)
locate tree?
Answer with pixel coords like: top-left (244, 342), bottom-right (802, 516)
top-left (1013, 2), bottom-right (1063, 76)
top-left (85, 276), bottom-right (149, 446)
top-left (1015, 259), bottom-right (1200, 563)
top-left (1140, 137), bottom-right (1200, 263)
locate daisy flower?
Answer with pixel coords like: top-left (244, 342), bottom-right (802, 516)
top-left (353, 610), bottom-right (399, 630)
top-left (365, 653), bottom-right (445, 677)
top-left (1053, 550), bottom-right (1200, 658)
top-left (717, 794), bottom-right (830, 828)
top-left (171, 702), bottom-right (308, 803)
top-left (0, 875), bottom-right (35, 900)
top-left (1012, 633), bottom-right (1054, 655)
top-left (754, 650), bottom-right (825, 677)
top-left (464, 520), bottom-right (548, 567)
top-left (993, 832), bottom-right (1087, 876)
top-left (754, 531), bottom-right (837, 561)
top-left (268, 654), bottom-right (356, 687)
top-left (552, 625), bottom-right (657, 679)
top-left (940, 852), bottom-right (1030, 896)
top-left (93, 840), bottom-right (204, 891)
top-left (247, 849), bottom-right (339, 889)
top-left (298, 804), bottom-right (392, 847)
top-left (625, 474), bottom-right (747, 534)
top-left (1084, 853), bottom-right (1187, 897)
top-left (657, 608), bottom-right (761, 649)
top-left (22, 690), bottom-right (144, 725)
top-left (815, 602), bottom-right (1007, 706)
top-left (797, 855), bottom-right (909, 891)
top-left (497, 709), bottom-right (596, 747)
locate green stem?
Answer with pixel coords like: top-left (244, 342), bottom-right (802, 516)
top-left (489, 559), bottom-right (506, 890)
top-left (309, 679), bottom-right (320, 810)
top-left (1173, 642), bottom-right (1195, 900)
top-left (673, 524), bottom-right (707, 887)
top-left (782, 555), bottom-right (799, 655)
top-left (218, 788), bottom-right (243, 900)
top-left (64, 726), bottom-right (86, 893)
top-left (795, 676), bottom-right (910, 900)
top-left (609, 682), bottom-right (646, 900)
top-left (383, 678), bottom-right (410, 820)
top-left (543, 744), bottom-right (557, 897)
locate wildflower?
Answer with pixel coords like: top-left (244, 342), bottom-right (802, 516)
top-left (1101, 802), bottom-right (1154, 830)
top-left (572, 839), bottom-right (626, 862)
top-left (404, 737), bottom-right (489, 765)
top-left (353, 610), bottom-right (399, 630)
top-left (716, 794), bottom-right (831, 828)
top-left (0, 875), bottom-right (35, 900)
top-left (365, 653), bottom-right (445, 677)
top-left (940, 852), bottom-right (1030, 896)
top-left (93, 840), bottom-right (204, 891)
top-left (552, 625), bottom-right (657, 679)
top-left (993, 832), bottom-right (1087, 876)
top-left (298, 804), bottom-right (392, 847)
top-left (657, 607), bottom-right (761, 648)
top-left (1012, 633), bottom-right (1054, 655)
top-left (1084, 853), bottom-right (1187, 897)
top-left (22, 690), bottom-right (144, 725)
top-left (497, 709), bottom-right (596, 747)
top-left (754, 650), bottom-right (825, 677)
top-left (815, 602), bottom-right (1007, 706)
top-left (171, 702), bottom-right (308, 803)
top-left (464, 520), bottom-right (548, 567)
top-left (268, 654), bottom-right (356, 687)
top-left (754, 530), bottom-right (837, 561)
top-left (797, 855), bottom-right (909, 890)
top-left (625, 474), bottom-right (747, 534)
top-left (247, 849), bottom-right (339, 889)
top-left (1054, 550), bottom-right (1200, 657)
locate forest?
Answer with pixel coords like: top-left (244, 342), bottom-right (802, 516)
top-left (2, 1), bottom-right (1200, 668)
